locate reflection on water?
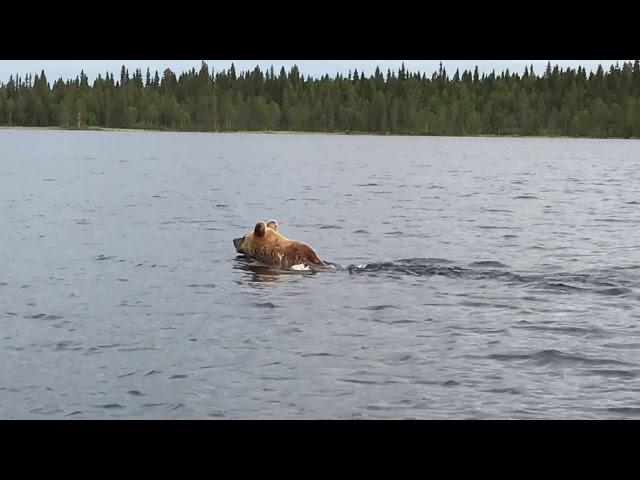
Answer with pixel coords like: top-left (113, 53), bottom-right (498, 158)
top-left (233, 257), bottom-right (290, 283)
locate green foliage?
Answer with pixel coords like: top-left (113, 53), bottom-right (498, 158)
top-left (0, 62), bottom-right (639, 137)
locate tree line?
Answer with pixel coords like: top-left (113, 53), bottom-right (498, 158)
top-left (1, 61), bottom-right (640, 137)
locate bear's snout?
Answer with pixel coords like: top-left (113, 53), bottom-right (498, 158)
top-left (233, 237), bottom-right (243, 252)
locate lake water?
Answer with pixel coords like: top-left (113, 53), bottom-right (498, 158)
top-left (1, 129), bottom-right (639, 419)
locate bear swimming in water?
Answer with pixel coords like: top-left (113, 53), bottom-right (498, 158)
top-left (233, 220), bottom-right (327, 271)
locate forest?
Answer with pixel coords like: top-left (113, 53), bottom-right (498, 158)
top-left (1, 61), bottom-right (640, 138)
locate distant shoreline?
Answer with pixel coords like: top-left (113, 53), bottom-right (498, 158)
top-left (0, 125), bottom-right (637, 141)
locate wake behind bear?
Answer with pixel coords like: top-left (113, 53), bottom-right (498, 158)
top-left (233, 219), bottom-right (328, 271)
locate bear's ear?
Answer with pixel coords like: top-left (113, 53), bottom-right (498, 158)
top-left (254, 221), bottom-right (267, 237)
top-left (266, 219), bottom-right (278, 231)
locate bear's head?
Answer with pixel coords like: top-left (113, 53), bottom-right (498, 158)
top-left (233, 219), bottom-right (279, 256)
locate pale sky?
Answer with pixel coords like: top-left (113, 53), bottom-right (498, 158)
top-left (0, 60), bottom-right (630, 84)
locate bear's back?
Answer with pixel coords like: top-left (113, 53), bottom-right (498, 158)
top-left (282, 242), bottom-right (325, 269)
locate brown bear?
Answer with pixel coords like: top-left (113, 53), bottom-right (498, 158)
top-left (233, 219), bottom-right (327, 271)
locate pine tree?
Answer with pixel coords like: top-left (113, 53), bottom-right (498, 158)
top-left (0, 61), bottom-right (639, 137)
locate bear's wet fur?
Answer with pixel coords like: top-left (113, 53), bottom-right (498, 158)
top-left (233, 219), bottom-right (326, 270)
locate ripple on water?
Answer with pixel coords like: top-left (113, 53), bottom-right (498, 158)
top-left (442, 380), bottom-right (461, 387)
top-left (486, 349), bottom-right (632, 368)
top-left (467, 261), bottom-right (510, 268)
top-left (25, 313), bottom-right (65, 321)
top-left (252, 302), bottom-right (280, 309)
top-left (486, 388), bottom-right (522, 395)
top-left (585, 369), bottom-right (638, 379)
top-left (96, 404), bottom-right (125, 410)
top-left (363, 304), bottom-right (400, 311)
top-left (595, 287), bottom-right (632, 296)
top-left (528, 282), bottom-right (586, 293)
top-left (301, 352), bottom-right (335, 358)
top-left (513, 323), bottom-right (611, 338)
top-left (605, 407), bottom-right (640, 417)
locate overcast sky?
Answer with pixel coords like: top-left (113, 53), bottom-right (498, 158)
top-left (0, 60), bottom-right (630, 84)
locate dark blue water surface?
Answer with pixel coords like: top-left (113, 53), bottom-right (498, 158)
top-left (1, 129), bottom-right (639, 418)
